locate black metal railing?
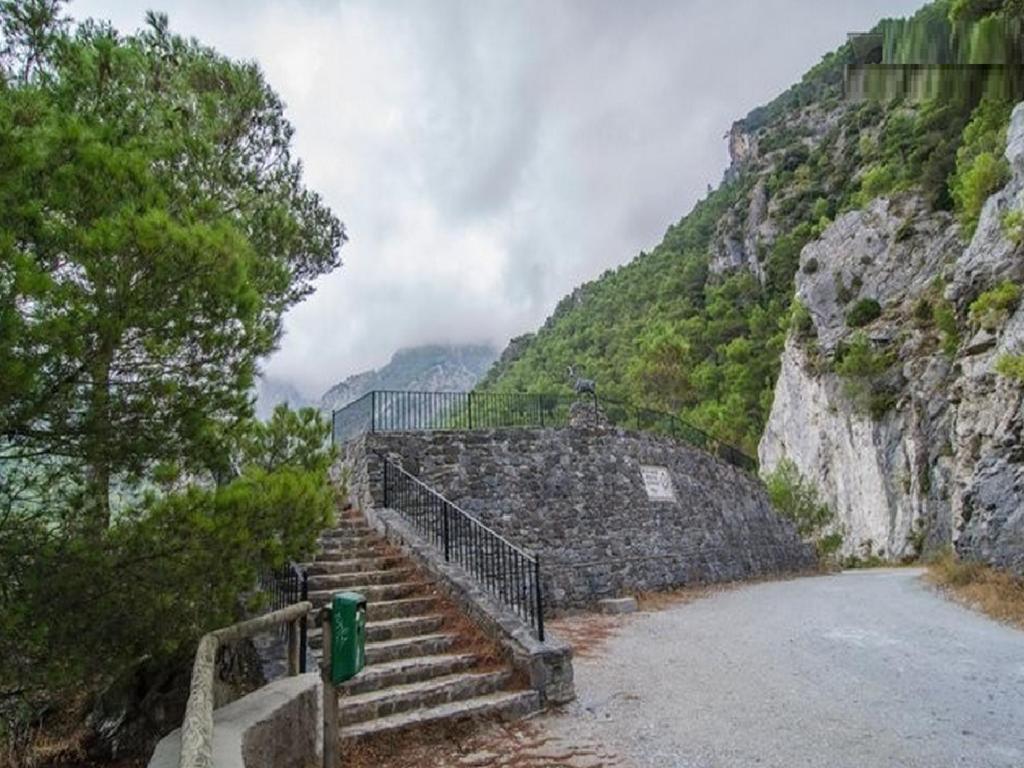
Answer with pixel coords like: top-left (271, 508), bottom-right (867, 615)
top-left (257, 563), bottom-right (309, 673)
top-left (381, 455), bottom-right (545, 640)
top-left (332, 390), bottom-right (757, 472)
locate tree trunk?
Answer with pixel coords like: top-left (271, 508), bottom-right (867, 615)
top-left (85, 338), bottom-right (115, 532)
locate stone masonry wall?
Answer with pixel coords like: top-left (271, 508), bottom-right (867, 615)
top-left (342, 427), bottom-right (814, 610)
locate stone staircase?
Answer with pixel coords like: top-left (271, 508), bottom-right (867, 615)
top-left (303, 507), bottom-right (539, 742)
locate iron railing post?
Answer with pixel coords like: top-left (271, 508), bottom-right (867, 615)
top-left (370, 391), bottom-right (376, 433)
top-left (468, 391), bottom-right (474, 430)
top-left (443, 502), bottom-right (451, 562)
top-left (299, 571), bottom-right (308, 674)
top-left (533, 555), bottom-right (545, 642)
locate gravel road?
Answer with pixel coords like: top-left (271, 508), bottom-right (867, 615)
top-left (540, 569), bottom-right (1024, 768)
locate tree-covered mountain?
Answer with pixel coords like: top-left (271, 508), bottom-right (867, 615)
top-left (482, 0), bottom-right (1024, 571)
top-left (321, 344), bottom-right (499, 412)
top-left (481, 0), bottom-right (1015, 455)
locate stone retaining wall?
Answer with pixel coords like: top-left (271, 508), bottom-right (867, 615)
top-left (341, 427), bottom-right (814, 610)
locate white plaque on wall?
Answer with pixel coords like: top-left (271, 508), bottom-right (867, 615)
top-left (640, 465), bottom-right (676, 502)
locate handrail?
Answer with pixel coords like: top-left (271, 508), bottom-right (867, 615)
top-left (379, 454), bottom-right (545, 641)
top-left (331, 389), bottom-right (757, 472)
top-left (178, 601), bottom-right (313, 768)
top-left (385, 459), bottom-right (536, 559)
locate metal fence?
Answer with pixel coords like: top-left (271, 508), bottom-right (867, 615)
top-left (332, 390), bottom-right (757, 472)
top-left (256, 563), bottom-right (309, 673)
top-left (381, 455), bottom-right (545, 640)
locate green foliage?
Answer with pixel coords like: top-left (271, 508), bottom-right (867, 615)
top-left (969, 279), bottom-right (1021, 329)
top-left (995, 353), bottom-right (1024, 379)
top-left (763, 459), bottom-right (839, 559)
top-left (237, 405), bottom-right (336, 476)
top-left (2, 463), bottom-right (333, 715)
top-left (0, 5), bottom-right (343, 758)
top-left (790, 299), bottom-right (815, 338)
top-left (0, 6), bottom-right (345, 531)
top-left (934, 299), bottom-right (962, 356)
top-left (834, 333), bottom-right (898, 418)
top-left (1002, 207), bottom-right (1024, 243)
top-left (951, 98), bottom-right (1013, 234)
top-left (846, 298), bottom-right (883, 327)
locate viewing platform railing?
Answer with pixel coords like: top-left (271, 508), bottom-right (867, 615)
top-left (331, 390), bottom-right (757, 472)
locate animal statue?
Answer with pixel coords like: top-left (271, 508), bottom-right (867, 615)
top-left (567, 365), bottom-right (596, 397)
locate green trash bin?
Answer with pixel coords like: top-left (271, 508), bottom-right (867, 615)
top-left (330, 592), bottom-right (367, 684)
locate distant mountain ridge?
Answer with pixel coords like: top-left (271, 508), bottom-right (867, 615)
top-left (320, 343), bottom-right (499, 413)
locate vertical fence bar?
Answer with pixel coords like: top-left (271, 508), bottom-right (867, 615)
top-left (533, 556), bottom-right (545, 641)
top-left (299, 571), bottom-right (308, 673)
top-left (442, 501), bottom-right (451, 562)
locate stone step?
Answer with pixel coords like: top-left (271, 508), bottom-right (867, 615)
top-left (367, 596), bottom-right (440, 621)
top-left (314, 545), bottom-right (393, 562)
top-left (365, 633), bottom-right (456, 665)
top-left (309, 581), bottom-right (432, 606)
top-left (338, 653), bottom-right (481, 696)
top-left (307, 568), bottom-right (415, 591)
top-left (319, 531), bottom-right (378, 544)
top-left (338, 690), bottom-right (541, 741)
top-left (309, 614), bottom-right (447, 649)
top-left (337, 670), bottom-right (512, 727)
top-left (305, 557), bottom-right (404, 576)
top-left (319, 529), bottom-right (373, 542)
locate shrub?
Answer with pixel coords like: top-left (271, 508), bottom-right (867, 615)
top-left (933, 298), bottom-right (961, 356)
top-left (859, 163), bottom-right (897, 201)
top-left (763, 459), bottom-right (835, 541)
top-left (1002, 208), bottom-right (1024, 245)
top-left (996, 353), bottom-right (1024, 381)
top-left (913, 296), bottom-right (934, 325)
top-left (846, 298), bottom-right (883, 327)
top-left (950, 98), bottom-right (1013, 235)
top-left (953, 151), bottom-right (1010, 234)
top-left (791, 299), bottom-right (815, 337)
top-left (835, 333), bottom-right (897, 416)
top-left (969, 280), bottom-right (1021, 330)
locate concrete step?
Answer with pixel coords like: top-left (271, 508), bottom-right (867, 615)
top-left (307, 568), bottom-right (415, 591)
top-left (338, 690), bottom-right (541, 740)
top-left (309, 581), bottom-right (431, 607)
top-left (365, 633), bottom-right (456, 665)
top-left (310, 615), bottom-right (446, 649)
top-left (337, 670), bottom-right (512, 727)
top-left (368, 596), bottom-right (440, 621)
top-left (338, 653), bottom-right (481, 696)
top-left (305, 557), bottom-right (404, 576)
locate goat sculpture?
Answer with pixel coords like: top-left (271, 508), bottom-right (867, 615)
top-left (567, 365), bottom-right (596, 397)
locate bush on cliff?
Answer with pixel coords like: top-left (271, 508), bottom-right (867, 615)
top-left (764, 459), bottom-right (839, 561)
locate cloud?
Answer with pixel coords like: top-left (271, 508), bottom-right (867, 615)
top-left (71, 0), bottom-right (927, 397)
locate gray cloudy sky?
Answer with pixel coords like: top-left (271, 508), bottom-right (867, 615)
top-left (75, 0), bottom-right (924, 398)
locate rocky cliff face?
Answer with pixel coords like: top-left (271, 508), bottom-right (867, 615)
top-left (760, 103), bottom-right (1024, 572)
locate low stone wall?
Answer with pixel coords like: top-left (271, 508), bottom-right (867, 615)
top-left (148, 673), bottom-right (321, 768)
top-left (341, 427), bottom-right (814, 610)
